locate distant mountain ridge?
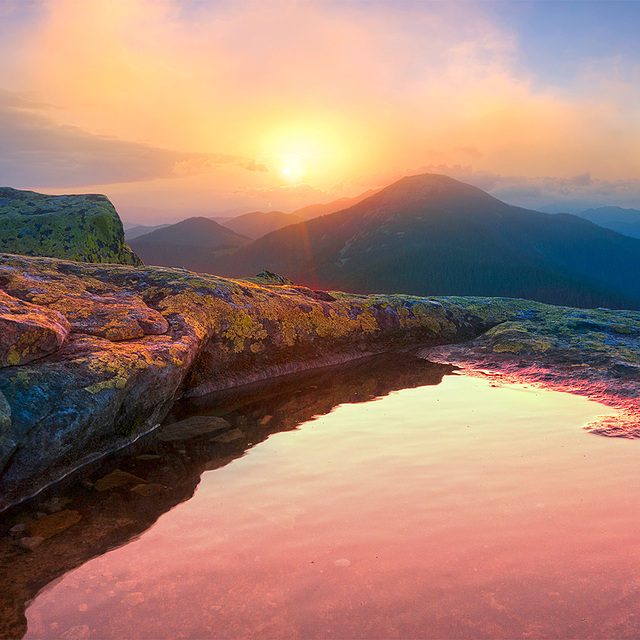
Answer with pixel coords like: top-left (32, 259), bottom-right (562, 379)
top-left (211, 190), bottom-right (381, 238)
top-left (206, 173), bottom-right (640, 310)
top-left (124, 223), bottom-right (171, 241)
top-left (129, 216), bottom-right (250, 271)
top-left (291, 189), bottom-right (379, 220)
top-left (221, 210), bottom-right (302, 239)
top-left (575, 206), bottom-right (640, 240)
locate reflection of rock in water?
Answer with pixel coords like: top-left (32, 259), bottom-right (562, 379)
top-left (0, 351), bottom-right (452, 640)
top-left (171, 349), bottom-right (455, 434)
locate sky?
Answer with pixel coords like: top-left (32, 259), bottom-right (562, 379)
top-left (1, 0), bottom-right (640, 223)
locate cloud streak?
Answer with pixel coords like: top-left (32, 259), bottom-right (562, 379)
top-left (0, 91), bottom-right (267, 187)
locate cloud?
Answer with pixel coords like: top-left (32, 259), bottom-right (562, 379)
top-left (0, 91), bottom-right (268, 188)
top-left (236, 182), bottom-right (325, 197)
top-left (412, 164), bottom-right (640, 210)
top-left (1, 0), bottom-right (639, 211)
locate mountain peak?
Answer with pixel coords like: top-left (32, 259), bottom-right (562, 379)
top-left (353, 172), bottom-right (507, 219)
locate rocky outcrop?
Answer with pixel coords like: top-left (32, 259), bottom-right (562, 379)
top-left (1, 253), bottom-right (639, 512)
top-left (0, 187), bottom-right (141, 266)
top-left (0, 253), bottom-right (500, 511)
top-left (422, 298), bottom-right (640, 437)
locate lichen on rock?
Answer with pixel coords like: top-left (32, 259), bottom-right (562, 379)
top-left (0, 187), bottom-right (141, 266)
top-left (0, 290), bottom-right (70, 367)
top-left (423, 304), bottom-right (640, 438)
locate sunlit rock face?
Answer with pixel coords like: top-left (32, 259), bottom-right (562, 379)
top-left (0, 291), bottom-right (70, 367)
top-left (0, 187), bottom-right (141, 266)
top-left (0, 254), bottom-right (497, 511)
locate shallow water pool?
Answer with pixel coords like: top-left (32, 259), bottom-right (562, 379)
top-left (24, 373), bottom-right (640, 639)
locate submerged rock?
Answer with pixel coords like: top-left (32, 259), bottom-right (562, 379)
top-left (0, 187), bottom-right (141, 266)
top-left (24, 510), bottom-right (82, 539)
top-left (210, 428), bottom-right (246, 444)
top-left (157, 416), bottom-right (231, 441)
top-left (130, 483), bottom-right (165, 497)
top-left (19, 536), bottom-right (44, 551)
top-left (94, 470), bottom-right (147, 492)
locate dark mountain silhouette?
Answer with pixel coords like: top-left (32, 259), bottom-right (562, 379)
top-left (207, 173), bottom-right (640, 310)
top-left (129, 217), bottom-right (251, 271)
top-left (575, 206), bottom-right (640, 240)
top-left (221, 210), bottom-right (302, 239)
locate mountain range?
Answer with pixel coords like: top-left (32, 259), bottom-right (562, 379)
top-left (129, 174), bottom-right (640, 310)
top-left (575, 206), bottom-right (640, 240)
top-left (219, 210), bottom-right (302, 239)
top-left (124, 223), bottom-right (171, 241)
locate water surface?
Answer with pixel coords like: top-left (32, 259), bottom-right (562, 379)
top-left (24, 374), bottom-right (640, 639)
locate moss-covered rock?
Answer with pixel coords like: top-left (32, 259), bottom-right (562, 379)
top-left (245, 269), bottom-right (294, 285)
top-left (0, 187), bottom-right (141, 266)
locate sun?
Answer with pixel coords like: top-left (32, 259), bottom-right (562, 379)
top-left (260, 118), bottom-right (357, 188)
top-left (279, 156), bottom-right (306, 183)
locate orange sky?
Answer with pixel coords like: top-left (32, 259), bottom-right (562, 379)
top-left (1, 0), bottom-right (639, 222)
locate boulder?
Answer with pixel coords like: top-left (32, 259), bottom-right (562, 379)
top-left (0, 187), bottom-right (141, 266)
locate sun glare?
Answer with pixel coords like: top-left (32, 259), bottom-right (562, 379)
top-left (279, 156), bottom-right (306, 183)
top-left (260, 118), bottom-right (355, 188)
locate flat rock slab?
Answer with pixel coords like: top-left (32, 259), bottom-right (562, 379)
top-left (94, 470), bottom-right (147, 492)
top-left (25, 510), bottom-right (82, 539)
top-left (157, 416), bottom-right (232, 441)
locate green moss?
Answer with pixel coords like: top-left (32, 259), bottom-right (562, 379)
top-left (0, 187), bottom-right (142, 266)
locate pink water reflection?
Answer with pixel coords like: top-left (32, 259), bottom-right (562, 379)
top-left (26, 375), bottom-right (640, 639)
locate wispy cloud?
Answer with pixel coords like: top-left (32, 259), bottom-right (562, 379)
top-left (0, 91), bottom-right (267, 187)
